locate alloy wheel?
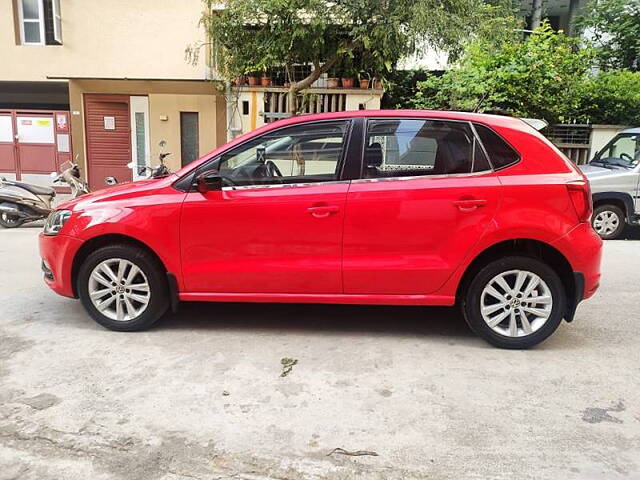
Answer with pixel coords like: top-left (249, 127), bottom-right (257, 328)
top-left (593, 210), bottom-right (620, 236)
top-left (480, 269), bottom-right (553, 338)
top-left (88, 258), bottom-right (151, 321)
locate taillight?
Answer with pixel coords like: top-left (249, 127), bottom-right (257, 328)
top-left (566, 180), bottom-right (593, 223)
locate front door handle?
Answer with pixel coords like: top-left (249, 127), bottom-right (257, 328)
top-left (453, 198), bottom-right (487, 212)
top-left (307, 205), bottom-right (339, 218)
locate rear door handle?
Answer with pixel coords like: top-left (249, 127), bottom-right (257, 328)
top-left (307, 205), bottom-right (339, 218)
top-left (453, 198), bottom-right (487, 212)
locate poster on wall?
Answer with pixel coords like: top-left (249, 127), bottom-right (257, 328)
top-left (103, 116), bottom-right (115, 130)
top-left (56, 113), bottom-right (68, 132)
top-left (17, 116), bottom-right (55, 144)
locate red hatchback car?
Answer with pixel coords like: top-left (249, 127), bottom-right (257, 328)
top-left (39, 110), bottom-right (602, 348)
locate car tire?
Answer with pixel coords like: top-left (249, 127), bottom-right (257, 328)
top-left (77, 244), bottom-right (169, 331)
top-left (0, 212), bottom-right (25, 228)
top-left (462, 256), bottom-right (566, 349)
top-left (592, 204), bottom-right (625, 240)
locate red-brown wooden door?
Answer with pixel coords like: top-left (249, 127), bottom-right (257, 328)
top-left (84, 95), bottom-right (132, 189)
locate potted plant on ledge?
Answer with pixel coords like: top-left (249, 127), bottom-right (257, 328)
top-left (339, 57), bottom-right (356, 88)
top-left (359, 71), bottom-right (371, 89)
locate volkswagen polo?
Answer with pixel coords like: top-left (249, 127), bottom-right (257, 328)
top-left (39, 110), bottom-right (602, 348)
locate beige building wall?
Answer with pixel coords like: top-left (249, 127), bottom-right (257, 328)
top-left (590, 125), bottom-right (632, 159)
top-left (0, 0), bottom-right (210, 81)
top-left (149, 93), bottom-right (226, 171)
top-left (68, 80), bottom-right (226, 177)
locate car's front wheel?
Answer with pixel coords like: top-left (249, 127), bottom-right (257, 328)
top-left (592, 204), bottom-right (625, 240)
top-left (77, 244), bottom-right (169, 331)
top-left (462, 256), bottom-right (566, 349)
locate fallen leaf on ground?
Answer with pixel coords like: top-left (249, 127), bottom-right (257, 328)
top-left (280, 357), bottom-right (298, 377)
top-left (327, 447), bottom-right (379, 457)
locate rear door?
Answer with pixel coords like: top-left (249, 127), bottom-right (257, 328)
top-left (343, 118), bottom-right (502, 295)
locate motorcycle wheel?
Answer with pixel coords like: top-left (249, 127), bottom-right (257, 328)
top-left (0, 212), bottom-right (25, 228)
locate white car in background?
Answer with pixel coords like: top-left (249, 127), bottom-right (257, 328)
top-left (580, 128), bottom-right (640, 239)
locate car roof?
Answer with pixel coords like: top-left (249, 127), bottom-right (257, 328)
top-left (273, 109), bottom-right (530, 131)
top-left (621, 127), bottom-right (640, 134)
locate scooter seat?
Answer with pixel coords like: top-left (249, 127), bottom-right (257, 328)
top-left (12, 181), bottom-right (56, 197)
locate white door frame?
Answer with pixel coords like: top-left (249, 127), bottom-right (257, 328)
top-left (129, 96), bottom-right (151, 181)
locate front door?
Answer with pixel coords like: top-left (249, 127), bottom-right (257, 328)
top-left (180, 120), bottom-right (352, 294)
top-left (84, 95), bottom-right (132, 189)
top-left (343, 118), bottom-right (502, 295)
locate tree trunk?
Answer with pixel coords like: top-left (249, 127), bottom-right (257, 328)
top-left (287, 57), bottom-right (340, 115)
top-left (530, 0), bottom-right (543, 30)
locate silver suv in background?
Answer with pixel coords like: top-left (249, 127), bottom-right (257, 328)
top-left (580, 128), bottom-right (640, 239)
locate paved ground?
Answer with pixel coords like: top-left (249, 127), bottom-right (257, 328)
top-left (1, 226), bottom-right (639, 480)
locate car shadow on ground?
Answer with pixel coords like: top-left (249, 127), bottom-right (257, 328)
top-left (620, 225), bottom-right (640, 240)
top-left (155, 301), bottom-right (476, 342)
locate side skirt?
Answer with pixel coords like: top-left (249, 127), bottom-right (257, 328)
top-left (178, 292), bottom-right (456, 306)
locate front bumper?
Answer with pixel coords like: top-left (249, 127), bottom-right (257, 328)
top-left (39, 233), bottom-right (83, 298)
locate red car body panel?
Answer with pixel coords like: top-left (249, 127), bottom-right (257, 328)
top-left (343, 173), bottom-right (502, 295)
top-left (180, 182), bottom-right (349, 293)
top-left (38, 110), bottom-right (601, 311)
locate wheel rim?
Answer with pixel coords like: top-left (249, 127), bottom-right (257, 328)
top-left (593, 210), bottom-right (620, 236)
top-left (1, 212), bottom-right (21, 226)
top-left (480, 269), bottom-right (553, 338)
top-left (88, 258), bottom-right (151, 321)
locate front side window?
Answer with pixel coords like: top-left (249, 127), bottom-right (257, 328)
top-left (363, 119), bottom-right (490, 178)
top-left (593, 133), bottom-right (640, 169)
top-left (18, 0), bottom-right (62, 45)
top-left (207, 120), bottom-right (349, 186)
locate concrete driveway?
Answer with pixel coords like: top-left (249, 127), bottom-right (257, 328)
top-left (1, 226), bottom-right (639, 480)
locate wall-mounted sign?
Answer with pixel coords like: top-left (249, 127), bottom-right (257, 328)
top-left (17, 116), bottom-right (55, 144)
top-left (56, 113), bottom-right (68, 132)
top-left (57, 133), bottom-right (70, 152)
top-left (104, 116), bottom-right (115, 130)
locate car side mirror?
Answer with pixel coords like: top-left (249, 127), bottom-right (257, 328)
top-left (105, 176), bottom-right (117, 186)
top-left (196, 172), bottom-right (223, 193)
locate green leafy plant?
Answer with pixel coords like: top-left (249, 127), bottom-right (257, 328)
top-left (411, 22), bottom-right (595, 124)
top-left (576, 70), bottom-right (640, 125)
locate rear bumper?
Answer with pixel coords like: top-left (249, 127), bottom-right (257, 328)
top-left (552, 222), bottom-right (602, 301)
top-left (39, 233), bottom-right (83, 298)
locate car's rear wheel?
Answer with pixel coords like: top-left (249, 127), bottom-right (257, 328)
top-left (462, 256), bottom-right (565, 349)
top-left (77, 244), bottom-right (169, 331)
top-left (592, 204), bottom-right (624, 240)
top-left (0, 212), bottom-right (25, 228)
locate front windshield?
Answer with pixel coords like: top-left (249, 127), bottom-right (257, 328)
top-left (591, 133), bottom-right (640, 169)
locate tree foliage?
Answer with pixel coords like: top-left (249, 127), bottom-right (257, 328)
top-left (576, 70), bottom-right (640, 125)
top-left (411, 23), bottom-right (595, 123)
top-left (197, 0), bottom-right (510, 114)
top-left (577, 0), bottom-right (640, 71)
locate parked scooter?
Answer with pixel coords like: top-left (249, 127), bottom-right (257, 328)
top-left (0, 160), bottom-right (89, 228)
top-left (104, 141), bottom-right (172, 186)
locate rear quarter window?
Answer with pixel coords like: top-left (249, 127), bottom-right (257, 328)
top-left (474, 124), bottom-right (520, 170)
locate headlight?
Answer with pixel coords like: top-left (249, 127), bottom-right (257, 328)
top-left (43, 210), bottom-right (72, 236)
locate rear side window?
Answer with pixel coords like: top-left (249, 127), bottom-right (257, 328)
top-left (364, 119), bottom-right (491, 178)
top-left (474, 124), bottom-right (520, 170)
